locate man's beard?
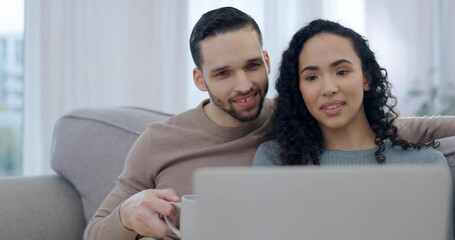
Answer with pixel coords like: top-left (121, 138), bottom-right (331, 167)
top-left (207, 84), bottom-right (268, 122)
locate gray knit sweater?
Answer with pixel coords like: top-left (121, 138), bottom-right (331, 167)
top-left (252, 140), bottom-right (454, 240)
top-left (253, 140), bottom-right (446, 166)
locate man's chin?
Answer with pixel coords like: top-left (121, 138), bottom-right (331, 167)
top-left (231, 98), bottom-right (266, 122)
top-left (230, 107), bottom-right (262, 122)
top-left (236, 115), bottom-right (259, 122)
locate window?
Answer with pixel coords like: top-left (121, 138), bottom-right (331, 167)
top-left (0, 38), bottom-right (6, 62)
top-left (14, 38), bottom-right (22, 66)
top-left (0, 0), bottom-right (24, 176)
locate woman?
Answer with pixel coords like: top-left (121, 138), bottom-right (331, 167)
top-left (252, 19), bottom-right (453, 239)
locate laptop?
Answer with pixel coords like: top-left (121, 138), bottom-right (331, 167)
top-left (193, 165), bottom-right (451, 240)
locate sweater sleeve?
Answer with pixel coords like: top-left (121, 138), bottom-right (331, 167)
top-left (396, 116), bottom-right (455, 143)
top-left (84, 128), bottom-right (156, 240)
top-left (84, 205), bottom-right (137, 240)
top-left (252, 140), bottom-right (282, 166)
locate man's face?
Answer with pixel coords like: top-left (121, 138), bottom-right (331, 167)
top-left (193, 28), bottom-right (270, 127)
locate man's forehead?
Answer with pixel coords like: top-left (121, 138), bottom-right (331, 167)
top-left (199, 29), bottom-right (263, 71)
top-left (202, 26), bottom-right (261, 46)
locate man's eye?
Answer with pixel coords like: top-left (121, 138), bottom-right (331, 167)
top-left (216, 71), bottom-right (229, 78)
top-left (246, 63), bottom-right (260, 70)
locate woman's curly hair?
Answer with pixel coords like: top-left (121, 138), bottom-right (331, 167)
top-left (272, 19), bottom-right (437, 165)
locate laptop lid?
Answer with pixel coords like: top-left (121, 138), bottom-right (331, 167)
top-left (194, 165), bottom-right (450, 240)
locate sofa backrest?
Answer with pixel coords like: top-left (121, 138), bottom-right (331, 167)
top-left (50, 106), bottom-right (172, 223)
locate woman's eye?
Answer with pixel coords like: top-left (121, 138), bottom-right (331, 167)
top-left (337, 70), bottom-right (349, 76)
top-left (306, 75), bottom-right (318, 81)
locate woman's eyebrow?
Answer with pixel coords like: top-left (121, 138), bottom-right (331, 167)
top-left (300, 59), bottom-right (353, 76)
top-left (300, 65), bottom-right (319, 75)
top-left (330, 59), bottom-right (353, 67)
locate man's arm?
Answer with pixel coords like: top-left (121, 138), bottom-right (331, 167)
top-left (83, 129), bottom-right (179, 240)
top-left (396, 116), bottom-right (455, 143)
top-left (119, 188), bottom-right (179, 237)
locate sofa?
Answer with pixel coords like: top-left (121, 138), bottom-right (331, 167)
top-left (0, 107), bottom-right (454, 240)
top-left (0, 107), bottom-right (172, 240)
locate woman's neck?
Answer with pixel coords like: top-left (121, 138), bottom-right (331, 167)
top-left (322, 121), bottom-right (377, 151)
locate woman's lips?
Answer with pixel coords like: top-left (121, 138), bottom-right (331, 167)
top-left (320, 100), bottom-right (345, 115)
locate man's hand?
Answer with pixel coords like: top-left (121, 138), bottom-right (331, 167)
top-left (119, 188), bottom-right (180, 238)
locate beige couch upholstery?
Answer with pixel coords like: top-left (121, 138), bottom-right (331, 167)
top-left (0, 107), bottom-right (172, 239)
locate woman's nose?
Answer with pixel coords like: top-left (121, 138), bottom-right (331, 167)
top-left (322, 77), bottom-right (338, 96)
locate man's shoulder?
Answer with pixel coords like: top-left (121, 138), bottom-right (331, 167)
top-left (134, 106), bottom-right (202, 142)
top-left (149, 105), bottom-right (201, 128)
top-left (164, 107), bottom-right (200, 124)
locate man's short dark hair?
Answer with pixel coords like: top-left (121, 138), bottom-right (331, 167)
top-left (189, 6), bottom-right (263, 69)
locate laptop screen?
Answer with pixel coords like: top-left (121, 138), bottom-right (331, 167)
top-left (194, 166), bottom-right (450, 240)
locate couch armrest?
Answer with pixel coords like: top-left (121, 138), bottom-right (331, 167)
top-left (0, 175), bottom-right (86, 240)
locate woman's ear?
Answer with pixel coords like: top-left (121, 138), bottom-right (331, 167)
top-left (193, 67), bottom-right (208, 91)
top-left (363, 73), bottom-right (370, 91)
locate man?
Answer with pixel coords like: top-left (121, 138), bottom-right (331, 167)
top-left (84, 7), bottom-right (455, 240)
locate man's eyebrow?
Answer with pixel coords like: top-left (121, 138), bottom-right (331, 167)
top-left (210, 65), bottom-right (229, 74)
top-left (210, 57), bottom-right (264, 74)
top-left (246, 57), bottom-right (264, 63)
top-left (299, 59), bottom-right (353, 75)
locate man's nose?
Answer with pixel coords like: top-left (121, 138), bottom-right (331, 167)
top-left (233, 71), bottom-right (253, 93)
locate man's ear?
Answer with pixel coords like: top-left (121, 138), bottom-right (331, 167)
top-left (262, 50), bottom-right (271, 75)
top-left (193, 67), bottom-right (208, 91)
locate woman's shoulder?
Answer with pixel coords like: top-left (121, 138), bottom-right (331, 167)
top-left (388, 143), bottom-right (446, 165)
top-left (260, 139), bottom-right (280, 149)
top-left (252, 140), bottom-right (282, 166)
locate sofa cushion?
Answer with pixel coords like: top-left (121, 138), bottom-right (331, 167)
top-left (0, 175), bottom-right (85, 240)
top-left (50, 107), bottom-right (172, 223)
top-left (437, 136), bottom-right (455, 227)
top-left (437, 136), bottom-right (455, 191)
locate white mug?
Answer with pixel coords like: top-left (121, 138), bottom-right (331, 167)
top-left (164, 194), bottom-right (198, 240)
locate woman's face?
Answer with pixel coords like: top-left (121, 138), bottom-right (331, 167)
top-left (298, 33), bottom-right (370, 133)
